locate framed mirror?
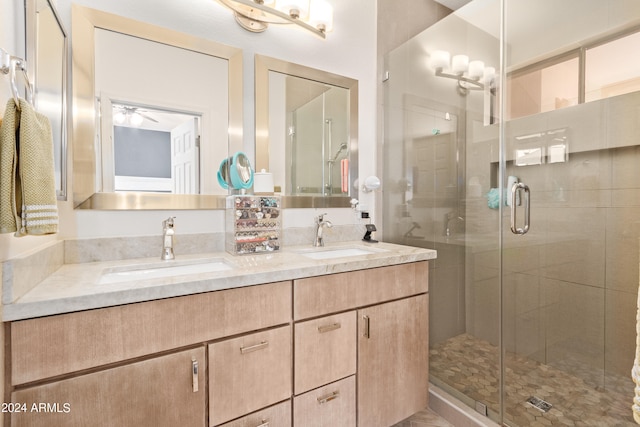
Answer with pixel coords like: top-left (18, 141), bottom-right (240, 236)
top-left (71, 5), bottom-right (242, 210)
top-left (255, 55), bottom-right (358, 208)
top-left (25, 0), bottom-right (68, 200)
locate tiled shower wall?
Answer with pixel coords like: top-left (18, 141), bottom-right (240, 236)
top-left (464, 91), bottom-right (640, 383)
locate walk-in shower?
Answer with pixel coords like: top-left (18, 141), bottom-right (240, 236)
top-left (383, 1), bottom-right (640, 425)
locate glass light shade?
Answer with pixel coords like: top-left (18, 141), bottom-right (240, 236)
top-left (468, 60), bottom-right (485, 79)
top-left (309, 0), bottom-right (333, 32)
top-left (275, 0), bottom-right (310, 19)
top-left (451, 55), bottom-right (469, 74)
top-left (483, 66), bottom-right (496, 83)
top-left (431, 50), bottom-right (450, 70)
top-left (129, 112), bottom-right (144, 127)
top-left (113, 111), bottom-right (126, 125)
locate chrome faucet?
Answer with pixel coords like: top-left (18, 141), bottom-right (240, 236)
top-left (313, 213), bottom-right (333, 247)
top-left (404, 221), bottom-right (422, 238)
top-left (161, 216), bottom-right (176, 260)
top-left (444, 211), bottom-right (464, 237)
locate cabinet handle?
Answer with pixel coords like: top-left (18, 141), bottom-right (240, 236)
top-left (240, 341), bottom-right (269, 354)
top-left (317, 322), bottom-right (341, 333)
top-left (363, 315), bottom-right (370, 339)
top-left (255, 419), bottom-right (270, 427)
top-left (317, 390), bottom-right (340, 404)
top-left (192, 359), bottom-right (199, 393)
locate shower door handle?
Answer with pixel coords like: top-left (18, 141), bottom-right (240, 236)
top-left (510, 182), bottom-right (530, 235)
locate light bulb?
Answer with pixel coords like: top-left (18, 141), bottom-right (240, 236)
top-left (130, 112), bottom-right (144, 127)
top-left (451, 55), bottom-right (469, 75)
top-left (113, 111), bottom-right (126, 125)
top-left (430, 50), bottom-right (450, 70)
top-left (468, 60), bottom-right (485, 79)
top-left (309, 0), bottom-right (333, 32)
top-left (483, 66), bottom-right (496, 83)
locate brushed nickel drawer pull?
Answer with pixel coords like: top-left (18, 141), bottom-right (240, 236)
top-left (363, 315), bottom-right (370, 339)
top-left (192, 359), bottom-right (199, 393)
top-left (240, 341), bottom-right (269, 354)
top-left (317, 390), bottom-right (340, 404)
top-left (256, 419), bottom-right (270, 427)
top-left (318, 322), bottom-right (341, 333)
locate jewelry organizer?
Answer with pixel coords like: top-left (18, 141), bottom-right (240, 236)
top-left (226, 195), bottom-right (281, 255)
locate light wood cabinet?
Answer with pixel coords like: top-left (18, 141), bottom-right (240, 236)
top-left (294, 262), bottom-right (429, 427)
top-left (209, 326), bottom-right (292, 426)
top-left (294, 311), bottom-right (356, 395)
top-left (11, 347), bottom-right (206, 427)
top-left (218, 400), bottom-right (291, 427)
top-left (294, 261), bottom-right (428, 320)
top-left (293, 376), bottom-right (356, 427)
top-left (357, 294), bottom-right (429, 427)
top-left (7, 260), bottom-right (430, 427)
top-left (11, 281), bottom-right (291, 385)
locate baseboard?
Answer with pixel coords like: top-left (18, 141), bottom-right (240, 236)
top-left (429, 383), bottom-right (501, 427)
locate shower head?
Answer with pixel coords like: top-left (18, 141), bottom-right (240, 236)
top-left (329, 143), bottom-right (348, 162)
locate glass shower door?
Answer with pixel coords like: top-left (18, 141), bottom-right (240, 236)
top-left (383, 0), bottom-right (640, 425)
top-left (501, 1), bottom-right (640, 425)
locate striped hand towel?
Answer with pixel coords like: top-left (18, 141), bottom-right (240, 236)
top-left (0, 99), bottom-right (58, 236)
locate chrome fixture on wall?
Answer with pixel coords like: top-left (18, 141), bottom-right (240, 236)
top-left (430, 50), bottom-right (495, 95)
top-left (216, 0), bottom-right (333, 38)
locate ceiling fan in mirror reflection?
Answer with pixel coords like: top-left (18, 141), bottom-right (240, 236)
top-left (112, 105), bottom-right (158, 127)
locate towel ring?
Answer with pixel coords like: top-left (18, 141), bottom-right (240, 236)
top-left (0, 47), bottom-right (34, 110)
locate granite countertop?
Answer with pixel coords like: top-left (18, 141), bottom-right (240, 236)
top-left (3, 241), bottom-right (437, 322)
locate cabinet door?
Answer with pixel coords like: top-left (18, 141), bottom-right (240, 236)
top-left (294, 311), bottom-right (356, 394)
top-left (209, 326), bottom-right (292, 426)
top-left (357, 294), bottom-right (429, 427)
top-left (218, 400), bottom-right (291, 427)
top-left (293, 376), bottom-right (356, 427)
top-left (11, 347), bottom-right (206, 427)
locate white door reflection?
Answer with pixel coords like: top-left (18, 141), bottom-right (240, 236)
top-left (105, 101), bottom-right (201, 194)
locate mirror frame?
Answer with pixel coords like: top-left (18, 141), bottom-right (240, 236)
top-left (71, 5), bottom-right (242, 210)
top-left (25, 0), bottom-right (68, 201)
top-left (255, 54), bottom-right (358, 208)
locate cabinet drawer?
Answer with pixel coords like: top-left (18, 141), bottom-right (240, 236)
top-left (11, 281), bottom-right (291, 385)
top-left (294, 311), bottom-right (356, 394)
top-left (11, 347), bottom-right (206, 427)
top-left (294, 262), bottom-right (428, 320)
top-left (218, 400), bottom-right (291, 427)
top-left (293, 376), bottom-right (356, 427)
top-left (209, 326), bottom-right (292, 426)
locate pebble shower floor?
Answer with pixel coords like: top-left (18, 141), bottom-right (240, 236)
top-left (430, 334), bottom-right (634, 426)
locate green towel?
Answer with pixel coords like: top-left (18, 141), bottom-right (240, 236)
top-left (0, 99), bottom-right (58, 236)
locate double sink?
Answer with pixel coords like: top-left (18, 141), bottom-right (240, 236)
top-left (99, 245), bottom-right (388, 285)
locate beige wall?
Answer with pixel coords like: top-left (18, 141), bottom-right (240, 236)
top-left (1, 0), bottom-right (378, 262)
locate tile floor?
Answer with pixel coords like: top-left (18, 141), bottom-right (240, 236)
top-left (430, 333), bottom-right (636, 426)
top-left (392, 408), bottom-right (455, 427)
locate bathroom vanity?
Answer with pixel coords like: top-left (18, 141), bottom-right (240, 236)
top-left (2, 242), bottom-right (435, 427)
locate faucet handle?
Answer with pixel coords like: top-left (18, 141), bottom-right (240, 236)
top-left (316, 213), bottom-right (328, 223)
top-left (164, 216), bottom-right (176, 228)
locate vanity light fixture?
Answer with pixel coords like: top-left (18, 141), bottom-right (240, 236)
top-left (430, 50), bottom-right (496, 95)
top-left (216, 0), bottom-right (333, 38)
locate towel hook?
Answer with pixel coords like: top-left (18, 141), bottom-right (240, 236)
top-left (0, 47), bottom-right (34, 110)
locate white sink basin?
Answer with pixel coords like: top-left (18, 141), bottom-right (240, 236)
top-left (296, 246), bottom-right (387, 260)
top-left (99, 258), bottom-right (233, 284)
